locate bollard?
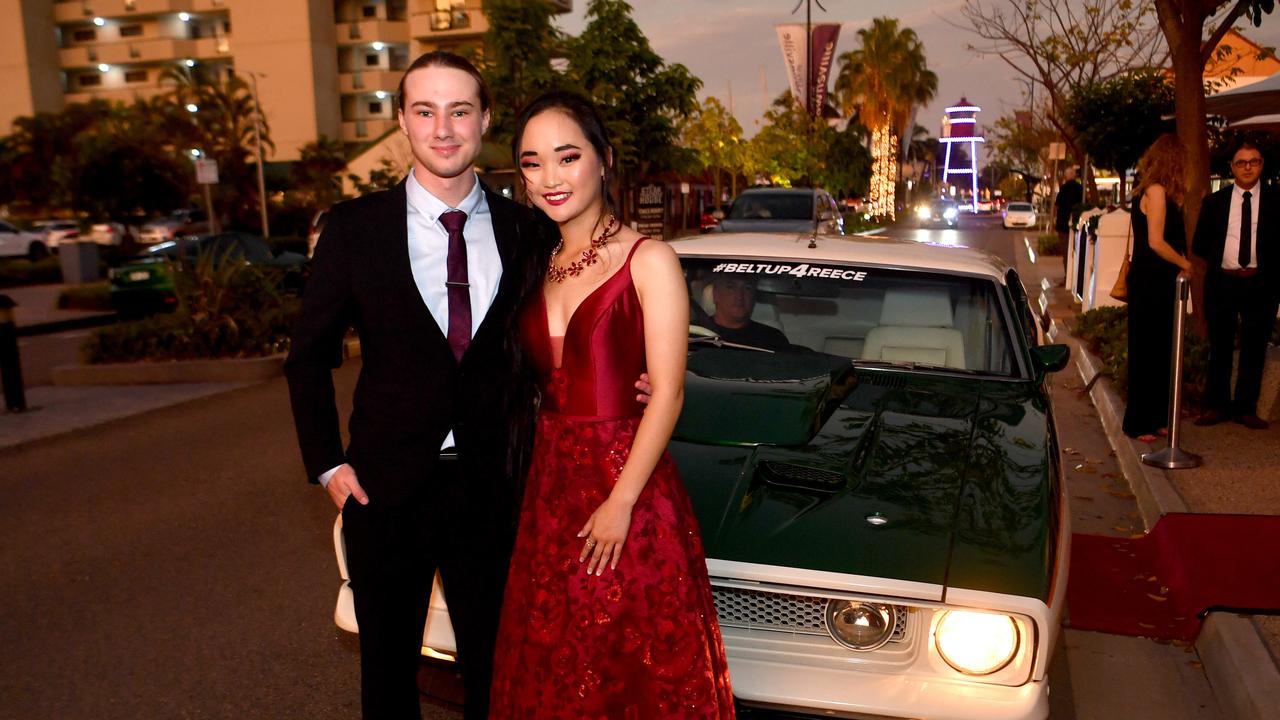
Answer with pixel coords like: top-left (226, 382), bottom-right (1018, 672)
top-left (0, 294), bottom-right (27, 412)
top-left (1142, 273), bottom-right (1201, 469)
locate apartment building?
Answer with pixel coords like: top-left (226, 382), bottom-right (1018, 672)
top-left (2, 0), bottom-right (572, 161)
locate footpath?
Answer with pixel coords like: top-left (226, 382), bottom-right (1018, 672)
top-left (0, 283), bottom-right (252, 451)
top-left (1013, 237), bottom-right (1280, 720)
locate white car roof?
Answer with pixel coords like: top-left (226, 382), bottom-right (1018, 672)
top-left (669, 232), bottom-right (1013, 283)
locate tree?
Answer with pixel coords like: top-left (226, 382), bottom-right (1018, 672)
top-left (819, 123), bottom-right (873, 200)
top-left (988, 108), bottom-right (1057, 201)
top-left (291, 136), bottom-right (348, 208)
top-left (1, 101), bottom-right (114, 211)
top-left (957, 0), bottom-right (1168, 169)
top-left (748, 93), bottom-right (829, 187)
top-left (679, 97), bottom-right (744, 203)
top-left (477, 0), bottom-right (567, 148)
top-left (566, 0), bottom-right (701, 212)
top-left (56, 103), bottom-right (192, 219)
top-left (1151, 0), bottom-right (1275, 231)
top-left (1063, 70), bottom-right (1175, 198)
top-left (834, 17), bottom-right (937, 219)
top-left (160, 64), bottom-right (275, 229)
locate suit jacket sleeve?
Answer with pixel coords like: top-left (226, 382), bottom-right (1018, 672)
top-left (1192, 191), bottom-right (1222, 264)
top-left (284, 204), bottom-right (355, 483)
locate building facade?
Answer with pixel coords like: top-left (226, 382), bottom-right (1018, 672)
top-left (3, 0), bottom-right (572, 160)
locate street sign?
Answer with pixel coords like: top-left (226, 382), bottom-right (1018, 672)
top-left (1047, 142), bottom-right (1066, 161)
top-left (680, 182), bottom-right (690, 195)
top-left (195, 159), bottom-right (219, 185)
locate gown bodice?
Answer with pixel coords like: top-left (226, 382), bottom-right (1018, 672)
top-left (520, 238), bottom-right (649, 418)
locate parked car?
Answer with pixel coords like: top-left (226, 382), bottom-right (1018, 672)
top-left (138, 208), bottom-right (210, 245)
top-left (31, 220), bottom-right (81, 250)
top-left (329, 231), bottom-right (1071, 720)
top-left (700, 203), bottom-right (732, 233)
top-left (977, 199), bottom-right (995, 213)
top-left (88, 222), bottom-right (133, 246)
top-left (915, 197), bottom-right (961, 228)
top-left (713, 187), bottom-right (845, 235)
top-left (1003, 202), bottom-right (1038, 229)
top-left (109, 231), bottom-right (308, 315)
top-left (0, 221), bottom-right (49, 260)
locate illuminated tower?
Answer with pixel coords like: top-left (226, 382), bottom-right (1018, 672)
top-left (940, 98), bottom-right (984, 211)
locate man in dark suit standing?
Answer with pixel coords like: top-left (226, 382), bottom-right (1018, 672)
top-left (285, 53), bottom-right (553, 719)
top-left (1193, 140), bottom-right (1278, 430)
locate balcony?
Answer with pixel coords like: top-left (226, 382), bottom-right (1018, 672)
top-left (409, 9), bottom-right (489, 41)
top-left (342, 118), bottom-right (398, 142)
top-left (336, 19), bottom-right (410, 46)
top-left (64, 84), bottom-right (169, 105)
top-left (339, 69), bottom-right (403, 95)
top-left (55, 1), bottom-right (201, 23)
top-left (59, 37), bottom-right (210, 68)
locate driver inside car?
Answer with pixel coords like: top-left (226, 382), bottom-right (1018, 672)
top-left (703, 274), bottom-right (791, 351)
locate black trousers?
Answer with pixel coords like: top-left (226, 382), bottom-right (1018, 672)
top-left (1203, 270), bottom-right (1279, 416)
top-left (341, 459), bottom-right (516, 720)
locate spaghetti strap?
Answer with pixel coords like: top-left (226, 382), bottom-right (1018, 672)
top-left (623, 236), bottom-right (649, 265)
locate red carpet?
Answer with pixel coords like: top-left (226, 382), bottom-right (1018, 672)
top-left (1067, 513), bottom-right (1280, 641)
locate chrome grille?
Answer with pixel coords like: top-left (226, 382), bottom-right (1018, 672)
top-left (713, 586), bottom-right (909, 643)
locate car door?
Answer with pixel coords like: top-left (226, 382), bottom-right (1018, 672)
top-left (0, 222), bottom-right (26, 257)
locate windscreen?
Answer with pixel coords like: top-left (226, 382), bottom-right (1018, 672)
top-left (683, 257), bottom-right (1020, 377)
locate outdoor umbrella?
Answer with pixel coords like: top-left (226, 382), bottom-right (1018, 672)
top-left (1204, 71), bottom-right (1280, 122)
top-left (1229, 113), bottom-right (1280, 133)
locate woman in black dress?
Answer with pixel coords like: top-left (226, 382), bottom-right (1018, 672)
top-left (1123, 134), bottom-right (1194, 440)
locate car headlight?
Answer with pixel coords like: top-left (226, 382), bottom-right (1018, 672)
top-left (943, 207), bottom-right (958, 219)
top-left (934, 610), bottom-right (1020, 675)
top-left (915, 206), bottom-right (932, 220)
top-left (825, 600), bottom-right (898, 651)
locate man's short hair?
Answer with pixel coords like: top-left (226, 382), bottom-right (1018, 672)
top-left (1230, 139), bottom-right (1262, 159)
top-left (397, 51), bottom-right (491, 112)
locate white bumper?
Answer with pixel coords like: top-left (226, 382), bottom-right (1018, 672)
top-left (730, 654), bottom-right (1048, 720)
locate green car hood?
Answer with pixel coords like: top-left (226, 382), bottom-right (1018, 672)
top-left (672, 350), bottom-right (1059, 603)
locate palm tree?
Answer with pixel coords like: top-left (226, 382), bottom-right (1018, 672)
top-left (834, 17), bottom-right (937, 219)
top-left (159, 64), bottom-right (274, 227)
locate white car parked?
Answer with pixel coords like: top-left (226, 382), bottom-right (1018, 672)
top-left (31, 220), bottom-right (81, 251)
top-left (1002, 202), bottom-right (1038, 229)
top-left (0, 221), bottom-right (50, 260)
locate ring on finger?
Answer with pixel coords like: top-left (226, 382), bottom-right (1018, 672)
top-left (584, 538), bottom-right (597, 548)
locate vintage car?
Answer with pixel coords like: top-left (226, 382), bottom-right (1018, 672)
top-left (332, 231), bottom-right (1071, 720)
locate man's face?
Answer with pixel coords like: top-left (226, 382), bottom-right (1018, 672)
top-left (397, 66), bottom-right (490, 181)
top-left (712, 277), bottom-right (756, 329)
top-left (1230, 147), bottom-right (1264, 189)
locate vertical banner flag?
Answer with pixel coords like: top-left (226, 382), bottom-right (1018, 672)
top-left (809, 24), bottom-right (841, 115)
top-left (776, 24), bottom-right (807, 111)
top-left (777, 24), bottom-right (842, 117)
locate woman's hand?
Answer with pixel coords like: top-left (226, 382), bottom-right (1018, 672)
top-left (577, 496), bottom-right (635, 575)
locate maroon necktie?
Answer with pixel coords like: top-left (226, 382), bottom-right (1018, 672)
top-left (440, 210), bottom-right (471, 361)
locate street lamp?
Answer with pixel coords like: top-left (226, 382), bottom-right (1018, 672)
top-left (239, 68), bottom-right (271, 238)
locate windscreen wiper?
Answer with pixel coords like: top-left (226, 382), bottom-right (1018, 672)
top-left (850, 358), bottom-right (978, 374)
top-left (687, 334), bottom-right (776, 354)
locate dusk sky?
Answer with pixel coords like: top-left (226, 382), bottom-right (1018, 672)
top-left (556, 0), bottom-right (1280, 138)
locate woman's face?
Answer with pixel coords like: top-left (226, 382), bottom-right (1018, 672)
top-left (517, 109), bottom-right (606, 225)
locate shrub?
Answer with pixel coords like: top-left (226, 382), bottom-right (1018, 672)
top-left (82, 249), bottom-right (297, 363)
top-left (1037, 233), bottom-right (1064, 256)
top-left (0, 256), bottom-right (64, 287)
top-left (58, 282), bottom-right (112, 311)
top-left (1075, 305), bottom-right (1209, 408)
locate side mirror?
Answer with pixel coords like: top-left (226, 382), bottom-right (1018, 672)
top-left (712, 210), bottom-right (725, 221)
top-left (1030, 344), bottom-right (1070, 374)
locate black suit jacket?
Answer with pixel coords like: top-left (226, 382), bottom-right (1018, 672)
top-left (285, 180), bottom-right (555, 505)
top-left (1192, 183), bottom-right (1278, 283)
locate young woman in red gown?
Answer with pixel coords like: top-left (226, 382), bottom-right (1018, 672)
top-left (488, 92), bottom-right (734, 719)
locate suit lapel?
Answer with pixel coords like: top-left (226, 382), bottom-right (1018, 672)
top-left (470, 184), bottom-right (521, 353)
top-left (388, 179), bottom-right (454, 355)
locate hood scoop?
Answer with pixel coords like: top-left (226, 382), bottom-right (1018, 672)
top-left (759, 460), bottom-right (846, 494)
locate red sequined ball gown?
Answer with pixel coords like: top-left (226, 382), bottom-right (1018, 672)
top-left (489, 239), bottom-right (734, 719)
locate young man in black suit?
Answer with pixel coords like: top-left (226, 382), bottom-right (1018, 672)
top-left (1192, 140), bottom-right (1278, 430)
top-left (284, 53), bottom-right (554, 719)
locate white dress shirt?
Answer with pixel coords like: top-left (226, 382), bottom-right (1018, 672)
top-left (320, 170), bottom-right (503, 486)
top-left (1222, 182), bottom-right (1261, 270)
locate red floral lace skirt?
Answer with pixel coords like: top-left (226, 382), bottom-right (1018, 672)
top-left (489, 412), bottom-right (734, 719)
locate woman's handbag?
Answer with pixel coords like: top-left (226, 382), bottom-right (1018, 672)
top-left (1109, 217), bottom-right (1133, 302)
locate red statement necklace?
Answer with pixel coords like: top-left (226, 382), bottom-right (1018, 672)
top-left (547, 215), bottom-right (620, 284)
